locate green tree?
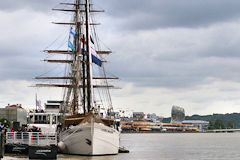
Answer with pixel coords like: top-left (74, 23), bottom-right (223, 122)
top-left (0, 118), bottom-right (10, 127)
top-left (214, 119), bottom-right (225, 129)
top-left (208, 121), bottom-right (215, 130)
top-left (226, 120), bottom-right (234, 129)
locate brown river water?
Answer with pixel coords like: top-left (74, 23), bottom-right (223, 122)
top-left (3, 133), bottom-right (240, 160)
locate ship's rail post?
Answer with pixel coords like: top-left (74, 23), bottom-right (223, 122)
top-left (29, 132), bottom-right (32, 146)
top-left (13, 132), bottom-right (16, 142)
top-left (37, 132), bottom-right (39, 145)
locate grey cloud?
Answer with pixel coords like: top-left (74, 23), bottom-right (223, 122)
top-left (104, 23), bottom-right (240, 88)
top-left (0, 54), bottom-right (67, 81)
top-left (106, 59), bottom-right (237, 89)
top-left (2, 0), bottom-right (240, 89)
top-left (0, 57), bottom-right (41, 80)
top-left (107, 50), bottom-right (240, 88)
top-left (2, 0), bottom-right (240, 116)
top-left (99, 0), bottom-right (240, 30)
top-left (3, 0), bottom-right (240, 29)
top-left (0, 0), bottom-right (58, 12)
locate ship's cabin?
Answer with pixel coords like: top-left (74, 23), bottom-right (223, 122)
top-left (28, 100), bottom-right (64, 125)
top-left (28, 113), bottom-right (62, 125)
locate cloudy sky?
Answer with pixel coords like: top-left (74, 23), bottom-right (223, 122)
top-left (1, 0), bottom-right (240, 117)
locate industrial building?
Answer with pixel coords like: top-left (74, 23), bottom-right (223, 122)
top-left (0, 104), bottom-right (27, 127)
top-left (182, 120), bottom-right (209, 132)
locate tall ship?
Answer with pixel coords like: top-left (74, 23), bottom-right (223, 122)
top-left (35, 0), bottom-right (120, 155)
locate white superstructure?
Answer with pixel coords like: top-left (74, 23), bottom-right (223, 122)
top-left (28, 101), bottom-right (64, 133)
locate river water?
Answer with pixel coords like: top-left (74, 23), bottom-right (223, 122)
top-left (3, 133), bottom-right (240, 160)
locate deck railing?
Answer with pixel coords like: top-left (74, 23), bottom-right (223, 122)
top-left (6, 132), bottom-right (57, 146)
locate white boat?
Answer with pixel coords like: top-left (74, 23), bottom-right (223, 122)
top-left (35, 0), bottom-right (120, 156)
top-left (28, 100), bottom-right (64, 133)
top-left (59, 115), bottom-right (119, 155)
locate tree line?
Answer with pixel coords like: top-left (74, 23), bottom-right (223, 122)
top-left (163, 112), bottom-right (240, 129)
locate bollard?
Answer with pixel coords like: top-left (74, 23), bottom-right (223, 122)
top-left (0, 132), bottom-right (3, 159)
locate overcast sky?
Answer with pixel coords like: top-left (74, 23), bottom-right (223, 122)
top-left (1, 0), bottom-right (240, 117)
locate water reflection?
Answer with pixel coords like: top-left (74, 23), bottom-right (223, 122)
top-left (58, 154), bottom-right (118, 160)
top-left (4, 133), bottom-right (240, 160)
top-left (3, 154), bottom-right (118, 160)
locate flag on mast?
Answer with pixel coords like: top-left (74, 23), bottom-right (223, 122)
top-left (80, 35), bottom-right (102, 67)
top-left (35, 94), bottom-right (42, 110)
top-left (68, 27), bottom-right (76, 51)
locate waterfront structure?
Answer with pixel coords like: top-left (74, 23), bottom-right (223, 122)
top-left (146, 113), bottom-right (163, 122)
top-left (133, 112), bottom-right (145, 121)
top-left (182, 120), bottom-right (209, 132)
top-left (0, 104), bottom-right (27, 126)
top-left (161, 123), bottom-right (199, 132)
top-left (171, 106), bottom-right (185, 124)
top-left (121, 121), bottom-right (161, 132)
top-left (120, 121), bottom-right (199, 132)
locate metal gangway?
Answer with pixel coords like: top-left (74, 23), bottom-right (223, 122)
top-left (6, 132), bottom-right (57, 146)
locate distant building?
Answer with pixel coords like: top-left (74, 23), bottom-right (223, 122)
top-left (147, 113), bottom-right (157, 119)
top-left (182, 120), bottom-right (209, 132)
top-left (171, 105), bottom-right (185, 124)
top-left (0, 104), bottom-right (27, 126)
top-left (118, 109), bottom-right (133, 119)
top-left (133, 112), bottom-right (145, 121)
top-left (147, 113), bottom-right (163, 122)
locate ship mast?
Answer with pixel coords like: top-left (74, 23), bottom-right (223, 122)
top-left (82, 34), bottom-right (87, 114)
top-left (72, 0), bottom-right (81, 114)
top-left (35, 0), bottom-right (118, 118)
top-left (85, 0), bottom-right (94, 112)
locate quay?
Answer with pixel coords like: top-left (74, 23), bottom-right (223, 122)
top-left (5, 132), bottom-right (57, 159)
top-left (207, 129), bottom-right (240, 133)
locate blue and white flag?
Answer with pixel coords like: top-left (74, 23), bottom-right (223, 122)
top-left (68, 39), bottom-right (75, 51)
top-left (68, 27), bottom-right (76, 51)
top-left (70, 27), bottom-right (77, 37)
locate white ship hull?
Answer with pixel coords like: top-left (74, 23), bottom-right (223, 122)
top-left (59, 121), bottom-right (119, 155)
